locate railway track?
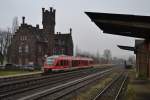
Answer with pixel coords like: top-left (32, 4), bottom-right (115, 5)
top-left (0, 72), bottom-right (42, 83)
top-left (17, 68), bottom-right (113, 100)
top-left (0, 67), bottom-right (113, 100)
top-left (0, 65), bottom-right (113, 83)
top-left (93, 71), bottom-right (128, 100)
top-left (0, 66), bottom-right (110, 83)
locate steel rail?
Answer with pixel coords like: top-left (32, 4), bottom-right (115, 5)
top-left (93, 72), bottom-right (128, 100)
top-left (0, 67), bottom-right (110, 99)
top-left (0, 72), bottom-right (42, 83)
top-left (115, 73), bottom-right (128, 100)
top-left (0, 68), bottom-right (94, 89)
top-left (18, 68), bottom-right (113, 100)
top-left (0, 68), bottom-right (91, 86)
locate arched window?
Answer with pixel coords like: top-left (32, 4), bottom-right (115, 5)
top-left (25, 45), bottom-right (29, 53)
top-left (20, 36), bottom-right (27, 41)
top-left (19, 46), bottom-right (22, 53)
top-left (24, 36), bottom-right (27, 40)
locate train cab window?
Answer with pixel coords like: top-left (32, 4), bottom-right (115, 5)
top-left (47, 57), bottom-right (55, 65)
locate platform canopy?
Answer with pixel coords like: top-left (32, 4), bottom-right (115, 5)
top-left (85, 12), bottom-right (150, 39)
top-left (117, 45), bottom-right (135, 51)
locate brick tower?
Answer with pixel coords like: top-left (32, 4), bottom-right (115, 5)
top-left (42, 7), bottom-right (56, 56)
top-left (42, 7), bottom-right (55, 34)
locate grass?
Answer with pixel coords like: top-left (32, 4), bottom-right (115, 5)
top-left (125, 84), bottom-right (136, 100)
top-left (0, 70), bottom-right (40, 76)
top-left (72, 73), bottom-right (118, 100)
top-left (124, 68), bottom-right (136, 100)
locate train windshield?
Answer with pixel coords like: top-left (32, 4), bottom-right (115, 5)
top-left (47, 58), bottom-right (55, 65)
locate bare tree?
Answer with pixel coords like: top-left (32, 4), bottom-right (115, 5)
top-left (75, 48), bottom-right (102, 64)
top-left (96, 49), bottom-right (100, 63)
top-left (12, 16), bottom-right (19, 34)
top-left (0, 29), bottom-right (12, 64)
top-left (103, 49), bottom-right (112, 64)
top-left (75, 45), bottom-right (81, 56)
top-left (112, 57), bottom-right (124, 65)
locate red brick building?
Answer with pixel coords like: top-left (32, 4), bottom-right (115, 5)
top-left (8, 7), bottom-right (73, 66)
top-left (135, 40), bottom-right (150, 78)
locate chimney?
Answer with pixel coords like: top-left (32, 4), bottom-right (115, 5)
top-left (53, 9), bottom-right (56, 13)
top-left (42, 8), bottom-right (45, 12)
top-left (50, 7), bottom-right (53, 12)
top-left (70, 28), bottom-right (72, 34)
top-left (22, 16), bottom-right (25, 24)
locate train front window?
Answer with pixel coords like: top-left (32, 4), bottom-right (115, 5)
top-left (47, 58), bottom-right (55, 65)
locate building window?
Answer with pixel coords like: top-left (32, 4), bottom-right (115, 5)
top-left (53, 48), bottom-right (56, 54)
top-left (25, 45), bottom-right (29, 53)
top-left (20, 36), bottom-right (27, 41)
top-left (59, 40), bottom-right (62, 45)
top-left (61, 49), bottom-right (65, 54)
top-left (24, 36), bottom-right (27, 40)
top-left (62, 41), bottom-right (65, 45)
top-left (19, 46), bottom-right (22, 53)
top-left (20, 36), bottom-right (22, 41)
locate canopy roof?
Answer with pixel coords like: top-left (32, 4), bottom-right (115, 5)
top-left (117, 45), bottom-right (135, 51)
top-left (85, 12), bottom-right (150, 39)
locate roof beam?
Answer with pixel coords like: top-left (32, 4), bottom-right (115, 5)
top-left (117, 45), bottom-right (135, 51)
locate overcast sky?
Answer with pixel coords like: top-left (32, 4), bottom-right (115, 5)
top-left (0, 0), bottom-right (150, 59)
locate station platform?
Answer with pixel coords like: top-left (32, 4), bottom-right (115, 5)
top-left (126, 69), bottom-right (150, 100)
top-left (0, 71), bottom-right (41, 79)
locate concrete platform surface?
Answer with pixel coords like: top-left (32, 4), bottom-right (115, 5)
top-left (126, 69), bottom-right (150, 100)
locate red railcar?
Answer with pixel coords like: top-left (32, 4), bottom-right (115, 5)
top-left (43, 55), bottom-right (93, 73)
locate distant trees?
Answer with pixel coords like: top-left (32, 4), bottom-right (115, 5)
top-left (12, 16), bottom-right (19, 34)
top-left (75, 48), bottom-right (99, 63)
top-left (75, 47), bottom-right (132, 65)
top-left (103, 49), bottom-right (112, 64)
top-left (75, 47), bottom-right (113, 64)
top-left (0, 16), bottom-right (18, 64)
top-left (112, 57), bottom-right (124, 65)
top-left (0, 29), bottom-right (12, 64)
top-left (127, 55), bottom-right (136, 65)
